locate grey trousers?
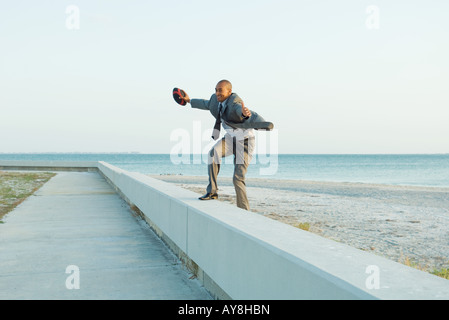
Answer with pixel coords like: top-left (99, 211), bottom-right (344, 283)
top-left (206, 134), bottom-right (255, 210)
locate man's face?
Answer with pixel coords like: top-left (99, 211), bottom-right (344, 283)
top-left (215, 83), bottom-right (232, 102)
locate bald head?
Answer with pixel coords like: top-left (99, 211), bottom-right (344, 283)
top-left (215, 80), bottom-right (233, 102)
top-left (217, 80), bottom-right (232, 90)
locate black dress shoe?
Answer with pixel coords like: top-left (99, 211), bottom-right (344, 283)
top-left (199, 193), bottom-right (218, 200)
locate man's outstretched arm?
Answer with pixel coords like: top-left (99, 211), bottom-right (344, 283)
top-left (183, 91), bottom-right (210, 111)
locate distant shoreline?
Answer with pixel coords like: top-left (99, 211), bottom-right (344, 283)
top-left (2, 153), bottom-right (448, 188)
top-left (1, 152), bottom-right (449, 157)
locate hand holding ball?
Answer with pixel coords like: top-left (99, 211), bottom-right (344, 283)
top-left (172, 88), bottom-right (189, 106)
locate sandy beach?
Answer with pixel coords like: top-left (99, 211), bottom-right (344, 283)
top-left (150, 174), bottom-right (449, 272)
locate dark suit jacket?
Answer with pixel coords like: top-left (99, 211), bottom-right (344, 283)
top-left (190, 93), bottom-right (273, 130)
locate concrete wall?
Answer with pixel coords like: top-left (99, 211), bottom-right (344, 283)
top-left (95, 162), bottom-right (449, 300)
top-left (2, 160), bottom-right (449, 299)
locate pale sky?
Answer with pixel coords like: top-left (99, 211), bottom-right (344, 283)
top-left (1, 0), bottom-right (448, 154)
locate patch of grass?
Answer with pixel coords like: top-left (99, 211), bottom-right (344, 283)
top-left (398, 253), bottom-right (449, 280)
top-left (0, 171), bottom-right (56, 222)
top-left (295, 222), bottom-right (311, 231)
top-left (400, 256), bottom-right (426, 271)
top-left (432, 268), bottom-right (449, 280)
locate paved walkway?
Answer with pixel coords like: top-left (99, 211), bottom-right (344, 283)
top-left (0, 172), bottom-right (212, 300)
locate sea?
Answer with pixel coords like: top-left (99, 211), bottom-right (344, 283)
top-left (0, 153), bottom-right (448, 188)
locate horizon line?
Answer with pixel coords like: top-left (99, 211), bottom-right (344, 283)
top-left (0, 152), bottom-right (448, 156)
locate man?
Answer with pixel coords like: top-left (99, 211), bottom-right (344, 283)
top-left (182, 80), bottom-right (272, 211)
